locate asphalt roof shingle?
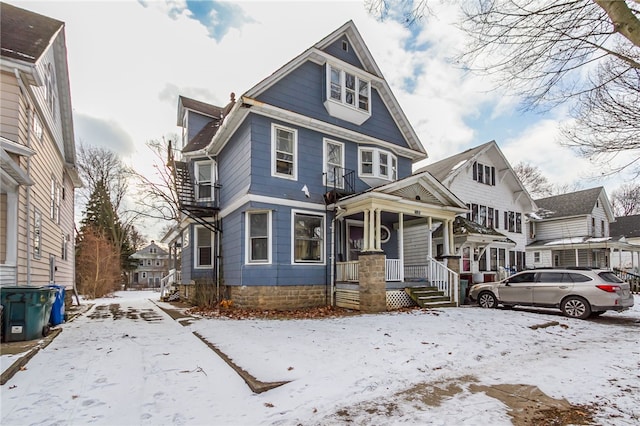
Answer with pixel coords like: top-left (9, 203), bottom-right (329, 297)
top-left (416, 141), bottom-right (494, 181)
top-left (610, 215), bottom-right (640, 238)
top-left (1, 3), bottom-right (63, 63)
top-left (534, 187), bottom-right (604, 219)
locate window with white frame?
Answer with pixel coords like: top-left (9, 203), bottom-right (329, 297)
top-left (292, 211), bottom-right (324, 264)
top-left (327, 65), bottom-right (370, 113)
top-left (33, 209), bottom-right (42, 259)
top-left (358, 148), bottom-right (397, 181)
top-left (324, 139), bottom-right (345, 189)
top-left (472, 162), bottom-right (495, 186)
top-left (61, 233), bottom-right (69, 261)
top-left (50, 177), bottom-right (60, 223)
top-left (194, 161), bottom-right (213, 201)
top-left (272, 124), bottom-right (297, 179)
top-left (534, 251), bottom-right (541, 263)
top-left (246, 211), bottom-right (271, 264)
top-left (195, 226), bottom-right (213, 267)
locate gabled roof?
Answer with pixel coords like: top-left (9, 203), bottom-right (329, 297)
top-left (610, 215), bottom-right (640, 239)
top-left (433, 216), bottom-right (515, 245)
top-left (0, 2), bottom-right (63, 64)
top-left (534, 187), bottom-right (613, 220)
top-left (241, 20), bottom-right (425, 157)
top-left (176, 96), bottom-right (225, 126)
top-left (183, 119), bottom-right (221, 153)
top-left (416, 141), bottom-right (493, 182)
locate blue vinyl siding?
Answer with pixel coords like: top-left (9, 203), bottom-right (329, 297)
top-left (221, 201), bottom-right (330, 287)
top-left (218, 118), bottom-right (252, 205)
top-left (257, 61), bottom-right (409, 149)
top-left (322, 36), bottom-right (364, 69)
top-left (187, 111), bottom-right (214, 142)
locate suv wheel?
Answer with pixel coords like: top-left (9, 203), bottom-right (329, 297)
top-left (561, 296), bottom-right (591, 319)
top-left (477, 291), bottom-right (497, 309)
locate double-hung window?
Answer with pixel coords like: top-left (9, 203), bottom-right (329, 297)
top-left (246, 211), bottom-right (271, 264)
top-left (292, 211), bottom-right (325, 264)
top-left (272, 124), bottom-right (297, 179)
top-left (194, 161), bottom-right (213, 201)
top-left (324, 139), bottom-right (345, 189)
top-left (195, 226), bottom-right (213, 268)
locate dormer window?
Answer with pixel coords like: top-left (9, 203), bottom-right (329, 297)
top-left (472, 162), bottom-right (495, 186)
top-left (324, 64), bottom-right (371, 125)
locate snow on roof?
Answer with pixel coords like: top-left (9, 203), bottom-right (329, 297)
top-left (451, 159), bottom-right (467, 172)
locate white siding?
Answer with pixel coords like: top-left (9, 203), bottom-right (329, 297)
top-left (535, 217), bottom-right (587, 241)
top-left (402, 223), bottom-right (430, 265)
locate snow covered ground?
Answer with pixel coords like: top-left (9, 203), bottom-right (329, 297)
top-left (1, 291), bottom-right (639, 425)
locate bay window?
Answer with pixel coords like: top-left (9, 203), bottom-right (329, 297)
top-left (358, 148), bottom-right (397, 182)
top-left (325, 64), bottom-right (371, 124)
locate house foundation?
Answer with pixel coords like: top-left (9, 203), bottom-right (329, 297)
top-left (358, 252), bottom-right (387, 313)
top-left (228, 285), bottom-right (327, 310)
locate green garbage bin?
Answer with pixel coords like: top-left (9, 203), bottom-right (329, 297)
top-left (459, 279), bottom-right (469, 305)
top-left (0, 286), bottom-right (57, 342)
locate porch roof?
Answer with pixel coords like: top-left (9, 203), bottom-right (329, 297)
top-left (526, 236), bottom-right (640, 252)
top-left (335, 171), bottom-right (467, 220)
top-left (436, 216), bottom-right (516, 246)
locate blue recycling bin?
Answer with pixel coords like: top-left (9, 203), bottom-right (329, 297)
top-left (48, 285), bottom-right (66, 326)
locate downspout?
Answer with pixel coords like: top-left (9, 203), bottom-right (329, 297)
top-left (15, 69), bottom-right (33, 285)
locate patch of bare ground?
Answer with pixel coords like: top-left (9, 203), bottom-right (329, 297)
top-left (321, 376), bottom-right (597, 425)
top-left (186, 305), bottom-right (363, 320)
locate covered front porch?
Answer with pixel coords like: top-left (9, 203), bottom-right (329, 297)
top-left (329, 172), bottom-right (468, 312)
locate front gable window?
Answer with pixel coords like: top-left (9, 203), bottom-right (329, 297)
top-left (472, 162), bottom-right (495, 186)
top-left (194, 161), bottom-right (214, 201)
top-left (272, 124), bottom-right (297, 180)
top-left (325, 64), bottom-right (371, 125)
top-left (359, 147), bottom-right (397, 183)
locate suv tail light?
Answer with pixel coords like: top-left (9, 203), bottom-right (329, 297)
top-left (596, 284), bottom-right (621, 293)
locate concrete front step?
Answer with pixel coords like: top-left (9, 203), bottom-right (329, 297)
top-left (405, 287), bottom-right (454, 308)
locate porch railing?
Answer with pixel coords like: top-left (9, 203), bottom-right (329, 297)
top-left (386, 259), bottom-right (402, 282)
top-left (160, 269), bottom-right (181, 298)
top-left (336, 261), bottom-right (359, 282)
top-left (405, 256), bottom-right (459, 305)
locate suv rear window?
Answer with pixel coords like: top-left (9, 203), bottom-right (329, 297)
top-left (567, 273), bottom-right (591, 282)
top-left (597, 271), bottom-right (624, 283)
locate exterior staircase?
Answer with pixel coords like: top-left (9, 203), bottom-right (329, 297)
top-left (405, 286), bottom-right (456, 308)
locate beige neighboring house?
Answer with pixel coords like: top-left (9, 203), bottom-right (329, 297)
top-left (0, 3), bottom-right (82, 290)
top-left (129, 241), bottom-right (169, 289)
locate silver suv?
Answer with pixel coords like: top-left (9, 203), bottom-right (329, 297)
top-left (469, 268), bottom-right (635, 319)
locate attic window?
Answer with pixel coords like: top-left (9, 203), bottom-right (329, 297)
top-left (342, 40), bottom-right (349, 51)
top-left (324, 64), bottom-right (371, 125)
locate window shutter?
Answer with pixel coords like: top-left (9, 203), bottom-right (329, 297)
top-left (472, 162), bottom-right (477, 181)
top-left (491, 167), bottom-right (496, 185)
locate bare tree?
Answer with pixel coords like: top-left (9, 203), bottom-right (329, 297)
top-left (368, 1), bottom-right (640, 175)
top-left (610, 183), bottom-right (640, 216)
top-left (77, 143), bottom-right (132, 211)
top-left (76, 227), bottom-right (122, 298)
top-left (513, 161), bottom-right (553, 198)
top-left (129, 136), bottom-right (182, 226)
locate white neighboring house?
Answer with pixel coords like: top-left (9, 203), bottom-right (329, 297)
top-left (607, 215), bottom-right (640, 272)
top-left (129, 241), bottom-right (169, 289)
top-left (527, 187), bottom-right (640, 268)
top-left (413, 141), bottom-right (536, 287)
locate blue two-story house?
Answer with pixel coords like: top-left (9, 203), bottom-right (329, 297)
top-left (163, 21), bottom-right (467, 312)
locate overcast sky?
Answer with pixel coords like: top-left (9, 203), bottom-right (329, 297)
top-left (14, 0), bottom-right (630, 240)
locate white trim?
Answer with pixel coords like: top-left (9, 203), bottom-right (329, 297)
top-left (193, 225), bottom-right (213, 269)
top-left (324, 63), bottom-right (372, 124)
top-left (194, 160), bottom-right (214, 201)
top-left (358, 146), bottom-right (397, 181)
top-left (242, 97), bottom-right (426, 161)
top-left (271, 123), bottom-right (298, 181)
top-left (245, 210), bottom-right (272, 265)
top-left (323, 138), bottom-right (345, 188)
top-left (220, 194), bottom-right (324, 218)
top-left (291, 209), bottom-right (326, 265)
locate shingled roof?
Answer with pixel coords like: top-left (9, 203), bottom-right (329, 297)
top-left (610, 215), bottom-right (640, 239)
top-left (182, 119), bottom-right (222, 153)
top-left (1, 3), bottom-right (63, 63)
top-left (534, 187), bottom-right (604, 219)
top-left (415, 141), bottom-right (493, 182)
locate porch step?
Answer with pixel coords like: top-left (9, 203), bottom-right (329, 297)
top-left (405, 287), bottom-right (455, 308)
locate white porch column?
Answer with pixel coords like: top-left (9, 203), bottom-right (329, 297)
top-left (427, 217), bottom-right (433, 259)
top-left (5, 191), bottom-right (18, 265)
top-left (575, 248), bottom-right (579, 267)
top-left (374, 208), bottom-right (381, 251)
top-left (443, 219), bottom-right (450, 256)
top-left (368, 209), bottom-right (376, 251)
top-left (363, 208), bottom-right (370, 251)
top-left (398, 213), bottom-right (404, 281)
top-left (449, 219), bottom-right (455, 255)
